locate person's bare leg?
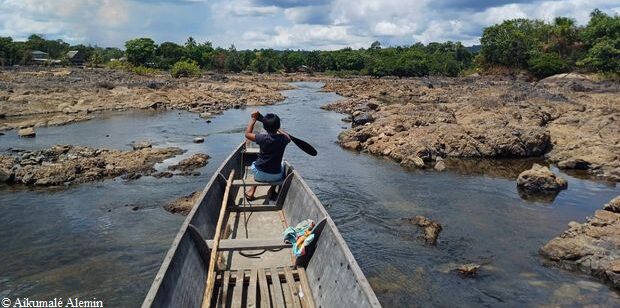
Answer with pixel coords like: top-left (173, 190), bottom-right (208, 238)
top-left (245, 186), bottom-right (257, 201)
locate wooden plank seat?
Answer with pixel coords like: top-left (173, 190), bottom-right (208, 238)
top-left (243, 147), bottom-right (260, 154)
top-left (206, 239), bottom-right (291, 251)
top-left (215, 267), bottom-right (315, 308)
top-left (232, 179), bottom-right (284, 187)
top-left (229, 204), bottom-right (281, 212)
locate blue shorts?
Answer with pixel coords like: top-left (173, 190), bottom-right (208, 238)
top-left (251, 162), bottom-right (285, 182)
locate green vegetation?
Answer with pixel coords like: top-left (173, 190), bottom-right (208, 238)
top-left (479, 9), bottom-right (619, 77)
top-left (170, 59), bottom-right (201, 78)
top-left (0, 9), bottom-right (617, 79)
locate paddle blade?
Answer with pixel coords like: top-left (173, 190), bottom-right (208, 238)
top-left (290, 135), bottom-right (318, 156)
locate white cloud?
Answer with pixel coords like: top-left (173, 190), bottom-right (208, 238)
top-left (246, 24), bottom-right (369, 49)
top-left (374, 21), bottom-right (413, 37)
top-left (0, 0), bottom-right (618, 49)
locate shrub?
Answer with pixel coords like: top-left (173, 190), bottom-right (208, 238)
top-left (132, 65), bottom-right (160, 76)
top-left (527, 53), bottom-right (568, 78)
top-left (107, 60), bottom-right (133, 71)
top-left (577, 38), bottom-right (620, 73)
top-left (170, 59), bottom-right (201, 78)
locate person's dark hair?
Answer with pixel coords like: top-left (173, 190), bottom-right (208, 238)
top-left (261, 113), bottom-right (281, 133)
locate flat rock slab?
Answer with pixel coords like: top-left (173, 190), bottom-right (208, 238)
top-left (540, 196), bottom-right (620, 289)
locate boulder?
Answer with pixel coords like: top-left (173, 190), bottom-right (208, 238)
top-left (165, 191), bottom-right (200, 215)
top-left (168, 153), bottom-right (210, 171)
top-left (604, 196), bottom-right (620, 213)
top-left (517, 164), bottom-right (567, 194)
top-left (457, 263), bottom-right (480, 277)
top-left (401, 156), bottom-right (425, 169)
top-left (540, 196), bottom-right (620, 289)
top-left (557, 158), bottom-right (590, 170)
top-left (132, 140), bottom-right (152, 150)
top-left (0, 157), bottom-right (16, 182)
top-left (407, 216), bottom-right (443, 245)
top-left (341, 141), bottom-right (361, 151)
top-left (18, 127), bottom-right (36, 138)
top-left (352, 113), bottom-right (374, 127)
top-left (434, 160), bottom-right (446, 172)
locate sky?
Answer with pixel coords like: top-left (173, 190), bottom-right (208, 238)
top-left (0, 0), bottom-right (618, 50)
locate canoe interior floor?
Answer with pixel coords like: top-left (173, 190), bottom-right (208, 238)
top-left (221, 167), bottom-right (293, 270)
top-left (214, 266), bottom-right (315, 308)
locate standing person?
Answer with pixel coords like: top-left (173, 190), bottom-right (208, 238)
top-left (244, 111), bottom-right (291, 201)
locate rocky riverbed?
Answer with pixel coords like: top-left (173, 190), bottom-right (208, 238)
top-left (540, 196), bottom-right (620, 289)
top-left (0, 144), bottom-right (184, 186)
top-left (323, 73), bottom-right (620, 181)
top-left (0, 67), bottom-right (293, 131)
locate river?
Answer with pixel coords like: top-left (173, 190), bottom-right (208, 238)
top-left (1, 82), bottom-right (619, 307)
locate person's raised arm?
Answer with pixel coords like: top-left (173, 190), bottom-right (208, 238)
top-left (278, 128), bottom-right (292, 141)
top-left (245, 111), bottom-right (261, 141)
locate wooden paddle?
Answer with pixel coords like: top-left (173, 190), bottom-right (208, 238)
top-left (256, 113), bottom-right (317, 156)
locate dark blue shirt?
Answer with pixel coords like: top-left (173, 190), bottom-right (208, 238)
top-left (254, 133), bottom-right (290, 174)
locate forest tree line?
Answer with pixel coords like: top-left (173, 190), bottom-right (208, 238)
top-left (0, 9), bottom-right (617, 78)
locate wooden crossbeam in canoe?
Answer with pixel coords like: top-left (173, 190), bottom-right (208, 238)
top-left (243, 147), bottom-right (260, 154)
top-left (228, 204), bottom-right (282, 212)
top-left (206, 238), bottom-right (290, 251)
top-left (232, 179), bottom-right (284, 187)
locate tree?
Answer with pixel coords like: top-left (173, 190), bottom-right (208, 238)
top-left (155, 42), bottom-right (185, 68)
top-left (225, 46), bottom-right (243, 72)
top-left (125, 38), bottom-right (156, 66)
top-left (577, 9), bottom-right (620, 73)
top-left (577, 39), bottom-right (620, 73)
top-left (480, 19), bottom-right (549, 68)
top-left (250, 49), bottom-right (281, 73)
top-left (547, 17), bottom-right (579, 59)
top-left (87, 50), bottom-right (104, 67)
top-left (370, 41), bottom-right (382, 50)
top-left (282, 51), bottom-right (305, 72)
top-left (0, 36), bottom-right (14, 66)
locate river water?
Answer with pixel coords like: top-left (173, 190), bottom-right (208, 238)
top-left (1, 82), bottom-right (619, 307)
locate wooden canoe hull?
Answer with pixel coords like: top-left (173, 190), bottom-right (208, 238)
top-left (142, 142), bottom-right (380, 307)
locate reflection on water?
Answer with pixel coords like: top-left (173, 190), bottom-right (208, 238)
top-left (1, 82), bottom-right (619, 307)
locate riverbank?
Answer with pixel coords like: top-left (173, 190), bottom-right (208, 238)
top-left (323, 73), bottom-right (620, 181)
top-left (0, 67), bottom-right (293, 131)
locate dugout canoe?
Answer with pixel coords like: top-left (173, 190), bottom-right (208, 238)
top-left (142, 142), bottom-right (381, 308)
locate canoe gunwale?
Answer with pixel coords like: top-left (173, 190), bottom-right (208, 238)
top-left (141, 142), bottom-right (244, 308)
top-left (286, 169), bottom-right (381, 307)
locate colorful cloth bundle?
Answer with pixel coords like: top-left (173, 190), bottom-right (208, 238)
top-left (282, 219), bottom-right (315, 257)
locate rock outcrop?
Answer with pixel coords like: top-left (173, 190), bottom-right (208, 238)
top-left (457, 263), bottom-right (481, 277)
top-left (406, 216), bottom-right (443, 245)
top-left (168, 153), bottom-right (210, 172)
top-left (165, 191), bottom-right (200, 215)
top-left (17, 127), bottom-right (36, 137)
top-left (516, 164), bottom-right (568, 194)
top-left (604, 196), bottom-right (620, 213)
top-left (323, 75), bottom-right (620, 180)
top-left (0, 67), bottom-right (293, 131)
top-left (0, 145), bottom-right (183, 186)
top-left (540, 196), bottom-right (620, 289)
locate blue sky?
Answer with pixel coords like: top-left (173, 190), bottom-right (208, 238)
top-left (0, 0), bottom-right (618, 49)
